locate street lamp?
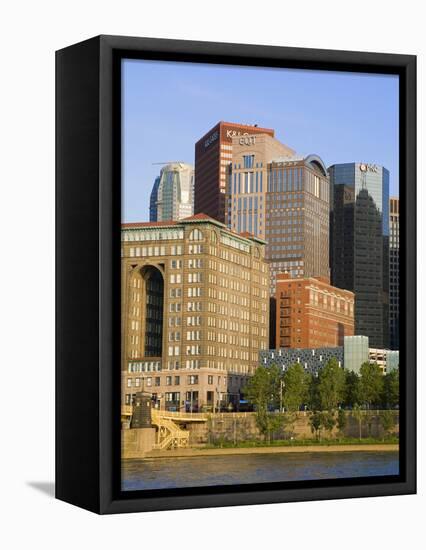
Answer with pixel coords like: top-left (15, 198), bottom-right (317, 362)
top-left (216, 387), bottom-right (221, 414)
top-left (280, 379), bottom-right (285, 413)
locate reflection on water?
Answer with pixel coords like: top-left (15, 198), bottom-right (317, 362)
top-left (122, 451), bottom-right (399, 491)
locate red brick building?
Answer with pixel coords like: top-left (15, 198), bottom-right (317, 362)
top-left (194, 121), bottom-right (275, 223)
top-left (276, 274), bottom-right (355, 349)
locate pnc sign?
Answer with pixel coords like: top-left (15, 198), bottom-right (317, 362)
top-left (359, 163), bottom-right (379, 173)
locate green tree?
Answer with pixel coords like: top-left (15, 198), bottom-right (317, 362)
top-left (344, 370), bottom-right (361, 408)
top-left (244, 365), bottom-right (283, 440)
top-left (244, 365), bottom-right (280, 411)
top-left (365, 413), bottom-right (375, 437)
top-left (306, 373), bottom-right (321, 411)
top-left (379, 410), bottom-right (395, 440)
top-left (309, 411), bottom-right (323, 441)
top-left (352, 404), bottom-right (364, 441)
top-left (322, 410), bottom-right (336, 438)
top-left (382, 368), bottom-right (399, 408)
top-left (283, 363), bottom-right (309, 413)
top-left (359, 362), bottom-right (384, 409)
top-left (318, 357), bottom-right (346, 411)
top-left (337, 408), bottom-right (347, 439)
top-left (267, 413), bottom-right (285, 442)
top-left (267, 364), bottom-right (283, 410)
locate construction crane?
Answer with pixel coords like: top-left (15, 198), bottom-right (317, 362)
top-left (152, 161), bottom-right (185, 165)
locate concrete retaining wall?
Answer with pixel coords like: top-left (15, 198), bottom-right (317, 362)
top-left (186, 411), bottom-right (399, 445)
top-left (122, 427), bottom-right (156, 458)
top-left (121, 411), bottom-right (399, 457)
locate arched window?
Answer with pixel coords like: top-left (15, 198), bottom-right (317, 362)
top-left (141, 266), bottom-right (164, 357)
top-left (211, 231), bottom-right (217, 243)
top-left (189, 228), bottom-right (204, 241)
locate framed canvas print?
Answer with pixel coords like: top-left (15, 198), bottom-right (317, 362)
top-left (56, 35), bottom-right (416, 514)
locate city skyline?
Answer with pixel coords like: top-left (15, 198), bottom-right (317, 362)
top-left (122, 58), bottom-right (399, 223)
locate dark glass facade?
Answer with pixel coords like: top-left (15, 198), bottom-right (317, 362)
top-left (149, 176), bottom-right (160, 222)
top-left (389, 197), bottom-right (399, 349)
top-left (329, 163), bottom-right (390, 349)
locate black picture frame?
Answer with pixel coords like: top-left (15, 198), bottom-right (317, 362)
top-left (56, 34), bottom-right (416, 514)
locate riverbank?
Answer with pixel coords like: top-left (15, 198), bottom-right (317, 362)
top-left (140, 443), bottom-right (398, 460)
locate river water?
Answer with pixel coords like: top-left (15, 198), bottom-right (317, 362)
top-left (122, 451), bottom-right (399, 491)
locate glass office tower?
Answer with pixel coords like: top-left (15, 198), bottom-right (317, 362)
top-left (329, 163), bottom-right (390, 349)
top-left (343, 335), bottom-right (369, 374)
top-left (149, 176), bottom-right (161, 221)
top-left (389, 197), bottom-right (400, 349)
top-left (149, 163), bottom-right (194, 222)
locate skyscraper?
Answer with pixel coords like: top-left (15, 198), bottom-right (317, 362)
top-left (194, 122), bottom-right (275, 224)
top-left (149, 176), bottom-right (161, 221)
top-left (149, 163), bottom-right (194, 222)
top-left (265, 154), bottom-right (330, 294)
top-left (226, 133), bottom-right (329, 295)
top-left (389, 197), bottom-right (399, 349)
top-left (225, 133), bottom-right (295, 241)
top-left (329, 162), bottom-right (390, 349)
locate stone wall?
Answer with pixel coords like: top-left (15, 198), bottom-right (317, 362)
top-left (122, 427), bottom-right (156, 458)
top-left (185, 411), bottom-right (399, 445)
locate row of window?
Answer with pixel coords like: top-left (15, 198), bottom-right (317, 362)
top-left (123, 229), bottom-right (184, 242)
top-left (232, 170), bottom-right (264, 195)
top-left (126, 374), bottom-right (199, 388)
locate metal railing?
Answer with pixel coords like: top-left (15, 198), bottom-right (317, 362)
top-left (151, 410), bottom-right (189, 450)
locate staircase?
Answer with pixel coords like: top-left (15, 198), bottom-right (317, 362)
top-left (151, 410), bottom-right (190, 450)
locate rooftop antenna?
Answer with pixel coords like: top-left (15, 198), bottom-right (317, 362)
top-left (360, 165), bottom-right (367, 190)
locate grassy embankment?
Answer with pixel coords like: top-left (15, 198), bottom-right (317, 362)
top-left (204, 436), bottom-right (399, 449)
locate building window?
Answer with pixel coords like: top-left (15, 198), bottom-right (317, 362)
top-left (166, 392), bottom-right (180, 403)
top-left (188, 375), bottom-right (199, 385)
top-left (314, 175), bottom-right (320, 197)
top-left (189, 229), bottom-right (203, 241)
top-left (189, 244), bottom-right (202, 254)
top-left (155, 377), bottom-right (161, 387)
top-left (243, 155), bottom-right (254, 169)
top-left (208, 375), bottom-right (213, 385)
top-left (174, 376), bottom-right (180, 385)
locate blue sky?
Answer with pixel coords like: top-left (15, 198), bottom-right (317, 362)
top-left (122, 59), bottom-right (399, 222)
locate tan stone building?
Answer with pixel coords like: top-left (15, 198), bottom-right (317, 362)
top-left (226, 134), bottom-right (330, 296)
top-left (276, 274), bottom-right (355, 349)
top-left (121, 213), bottom-right (269, 411)
top-left (225, 133), bottom-right (295, 241)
